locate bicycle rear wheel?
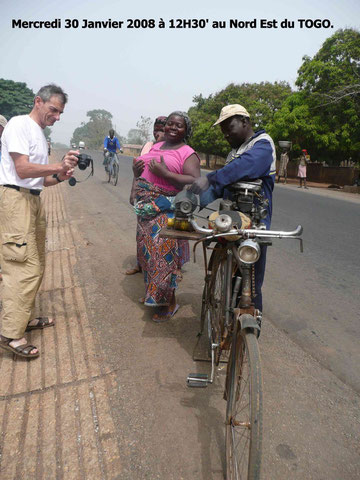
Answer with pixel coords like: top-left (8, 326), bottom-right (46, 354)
top-left (207, 249), bottom-right (227, 364)
top-left (111, 162), bottom-right (119, 186)
top-left (225, 324), bottom-right (263, 479)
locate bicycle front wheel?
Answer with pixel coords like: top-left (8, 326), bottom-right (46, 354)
top-left (225, 325), bottom-right (263, 479)
top-left (111, 162), bottom-right (119, 186)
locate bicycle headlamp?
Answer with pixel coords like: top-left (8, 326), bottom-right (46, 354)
top-left (238, 239), bottom-right (260, 264)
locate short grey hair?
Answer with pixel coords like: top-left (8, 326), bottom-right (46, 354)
top-left (35, 84), bottom-right (68, 105)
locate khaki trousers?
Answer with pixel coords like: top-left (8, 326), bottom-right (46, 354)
top-left (0, 186), bottom-right (46, 339)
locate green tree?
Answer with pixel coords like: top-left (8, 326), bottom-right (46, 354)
top-left (71, 109), bottom-right (115, 149)
top-left (269, 28), bottom-right (360, 164)
top-left (189, 81), bottom-right (292, 158)
top-left (0, 78), bottom-right (34, 119)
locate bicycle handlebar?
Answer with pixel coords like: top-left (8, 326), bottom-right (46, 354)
top-left (189, 217), bottom-right (303, 240)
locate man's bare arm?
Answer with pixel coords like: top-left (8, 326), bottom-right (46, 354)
top-left (11, 150), bottom-right (78, 185)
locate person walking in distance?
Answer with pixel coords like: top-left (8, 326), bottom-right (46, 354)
top-left (0, 84), bottom-right (78, 358)
top-left (277, 148), bottom-right (289, 184)
top-left (298, 149), bottom-right (309, 189)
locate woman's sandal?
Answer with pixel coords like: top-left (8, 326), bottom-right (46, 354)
top-left (152, 304), bottom-right (180, 323)
top-left (125, 266), bottom-right (142, 275)
top-left (25, 317), bottom-right (55, 332)
top-left (0, 336), bottom-right (39, 358)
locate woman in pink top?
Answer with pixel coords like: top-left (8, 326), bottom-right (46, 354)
top-left (133, 112), bottom-right (200, 322)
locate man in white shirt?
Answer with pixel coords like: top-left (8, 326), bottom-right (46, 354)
top-left (0, 114), bottom-right (7, 281)
top-left (0, 84), bottom-right (78, 358)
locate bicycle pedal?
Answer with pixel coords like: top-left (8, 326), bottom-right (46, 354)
top-left (187, 373), bottom-right (209, 388)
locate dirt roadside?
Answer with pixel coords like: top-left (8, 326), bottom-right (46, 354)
top-left (0, 153), bottom-right (359, 479)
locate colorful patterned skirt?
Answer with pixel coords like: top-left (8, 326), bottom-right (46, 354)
top-left (135, 179), bottom-right (190, 307)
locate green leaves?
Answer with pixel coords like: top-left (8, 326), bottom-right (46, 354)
top-left (0, 79), bottom-right (34, 119)
top-left (189, 29), bottom-right (360, 165)
top-left (189, 81), bottom-right (292, 157)
top-left (71, 109), bottom-right (116, 148)
top-left (275, 28), bottom-right (360, 163)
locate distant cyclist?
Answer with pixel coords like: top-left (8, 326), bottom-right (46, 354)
top-left (103, 129), bottom-right (122, 171)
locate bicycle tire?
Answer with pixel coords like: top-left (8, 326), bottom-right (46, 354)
top-left (108, 162), bottom-right (111, 183)
top-left (112, 162), bottom-right (119, 186)
top-left (207, 249), bottom-right (227, 365)
top-left (199, 279), bottom-right (212, 357)
top-left (225, 324), bottom-right (263, 479)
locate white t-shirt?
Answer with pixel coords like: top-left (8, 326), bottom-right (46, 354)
top-left (0, 115), bottom-right (48, 190)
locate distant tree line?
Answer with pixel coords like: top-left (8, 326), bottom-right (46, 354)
top-left (70, 109), bottom-right (126, 148)
top-left (2, 28), bottom-right (359, 163)
top-left (188, 28), bottom-right (360, 166)
top-left (0, 78), bottom-right (52, 140)
top-left (70, 113), bottom-right (152, 148)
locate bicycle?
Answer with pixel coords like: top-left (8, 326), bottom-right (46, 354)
top-left (104, 151), bottom-right (119, 186)
top-left (162, 182), bottom-right (303, 479)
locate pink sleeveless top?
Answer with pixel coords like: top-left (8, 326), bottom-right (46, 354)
top-left (137, 141), bottom-right (199, 192)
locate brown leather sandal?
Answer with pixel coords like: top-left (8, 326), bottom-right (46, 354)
top-left (25, 317), bottom-right (55, 332)
top-left (0, 336), bottom-right (39, 358)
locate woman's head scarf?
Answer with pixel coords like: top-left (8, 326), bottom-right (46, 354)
top-left (154, 116), bottom-right (167, 126)
top-left (167, 111), bottom-right (193, 142)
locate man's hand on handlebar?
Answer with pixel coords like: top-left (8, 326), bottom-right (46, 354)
top-left (188, 176), bottom-right (210, 194)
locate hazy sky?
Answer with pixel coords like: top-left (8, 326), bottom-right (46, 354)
top-left (1, 0), bottom-right (359, 144)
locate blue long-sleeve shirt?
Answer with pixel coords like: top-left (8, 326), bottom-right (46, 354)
top-left (202, 130), bottom-right (276, 228)
top-left (104, 136), bottom-right (121, 153)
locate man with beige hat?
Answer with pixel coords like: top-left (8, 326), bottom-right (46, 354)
top-left (190, 104), bottom-right (276, 312)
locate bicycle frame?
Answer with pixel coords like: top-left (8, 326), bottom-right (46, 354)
top-left (177, 190), bottom-right (304, 479)
top-left (107, 152), bottom-right (119, 171)
top-left (187, 218), bottom-right (303, 387)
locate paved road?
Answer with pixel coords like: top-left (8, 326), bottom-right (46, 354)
top-left (68, 150), bottom-right (360, 478)
top-left (2, 149), bottom-right (357, 480)
top-left (266, 183), bottom-right (360, 392)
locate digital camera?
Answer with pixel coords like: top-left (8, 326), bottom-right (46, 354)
top-left (76, 153), bottom-right (93, 170)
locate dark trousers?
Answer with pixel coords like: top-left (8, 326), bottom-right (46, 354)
top-left (254, 245), bottom-right (267, 311)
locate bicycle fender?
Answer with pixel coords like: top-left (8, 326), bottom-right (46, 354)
top-left (238, 313), bottom-right (261, 333)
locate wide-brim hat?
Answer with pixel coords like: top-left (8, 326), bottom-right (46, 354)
top-left (213, 104), bottom-right (250, 126)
